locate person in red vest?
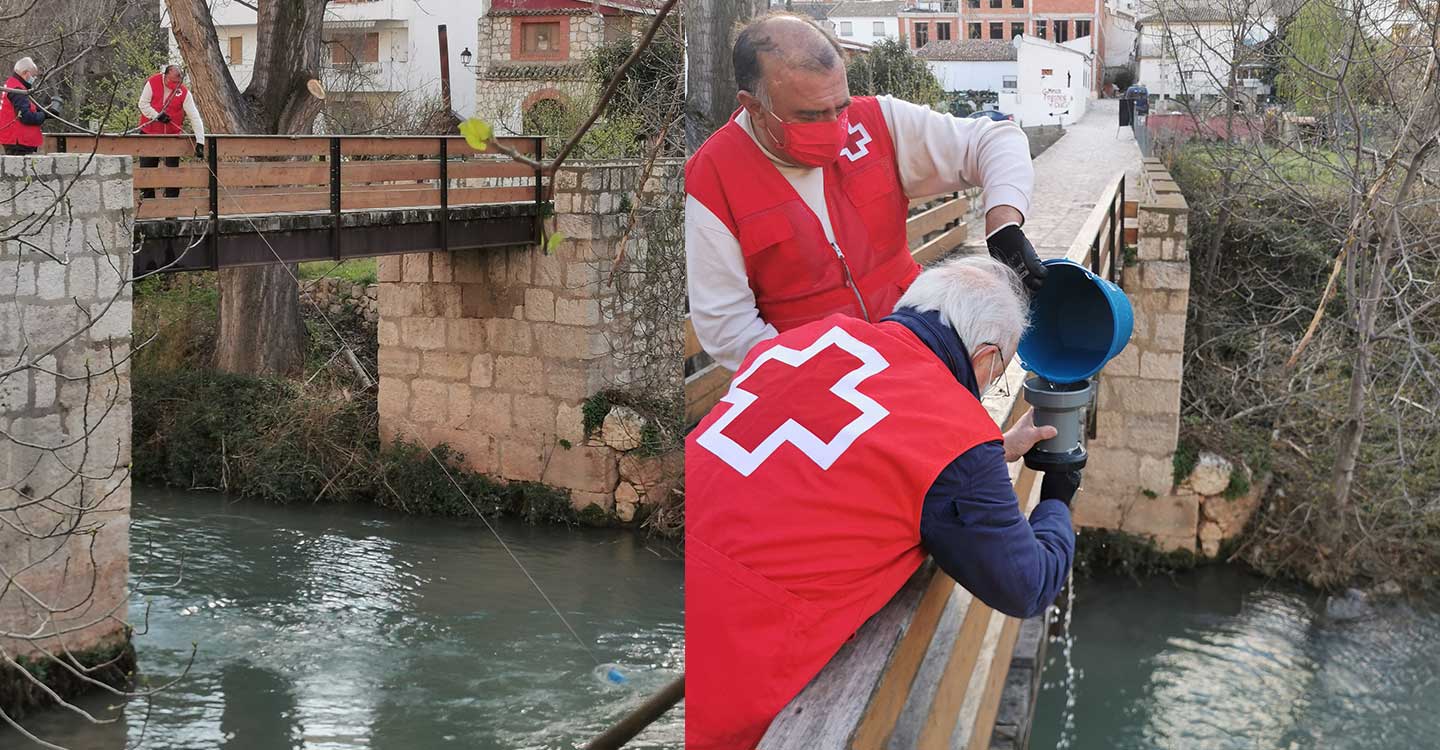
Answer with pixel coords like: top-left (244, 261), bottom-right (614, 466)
top-left (137, 64), bottom-right (207, 199)
top-left (686, 13), bottom-right (1047, 372)
top-left (686, 255), bottom-right (1079, 749)
top-left (1, 57), bottom-right (56, 156)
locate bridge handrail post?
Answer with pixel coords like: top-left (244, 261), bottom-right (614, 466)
top-left (208, 136), bottom-right (220, 271)
top-left (439, 137), bottom-right (449, 252)
top-left (329, 137), bottom-right (342, 262)
top-left (533, 136), bottom-right (545, 245)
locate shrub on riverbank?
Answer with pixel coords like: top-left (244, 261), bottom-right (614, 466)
top-left (132, 370), bottom-right (579, 524)
top-left (1168, 141), bottom-right (1440, 592)
top-left (132, 269), bottom-right (585, 523)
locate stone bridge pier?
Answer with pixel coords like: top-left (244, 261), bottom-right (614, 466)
top-left (0, 155), bottom-right (135, 682)
top-left (1074, 159), bottom-right (1204, 552)
top-left (376, 161), bottom-right (684, 518)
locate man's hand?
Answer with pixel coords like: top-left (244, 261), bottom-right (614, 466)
top-left (156, 112), bottom-right (172, 124)
top-left (1040, 469), bottom-right (1083, 506)
top-left (1002, 407), bottom-right (1057, 463)
top-left (986, 223), bottom-right (1047, 292)
top-left (194, 142), bottom-right (205, 159)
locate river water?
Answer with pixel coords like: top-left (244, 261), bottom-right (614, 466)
top-left (1033, 566), bottom-right (1440, 749)
top-left (6, 487), bottom-right (684, 750)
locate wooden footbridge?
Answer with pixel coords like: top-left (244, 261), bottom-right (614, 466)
top-left (43, 133), bottom-right (549, 275)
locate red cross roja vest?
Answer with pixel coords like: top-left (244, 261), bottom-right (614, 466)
top-left (684, 314), bottom-right (1001, 749)
top-left (138, 73), bottom-right (188, 135)
top-left (0, 75), bottom-right (43, 148)
top-left (686, 97), bottom-right (920, 332)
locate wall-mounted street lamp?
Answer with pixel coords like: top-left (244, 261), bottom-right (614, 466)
top-left (460, 47), bottom-right (474, 68)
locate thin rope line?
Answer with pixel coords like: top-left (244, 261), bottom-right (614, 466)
top-left (421, 443), bottom-right (603, 667)
top-left (193, 149), bottom-right (604, 666)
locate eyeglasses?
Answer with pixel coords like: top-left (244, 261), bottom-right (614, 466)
top-left (978, 341), bottom-right (1013, 400)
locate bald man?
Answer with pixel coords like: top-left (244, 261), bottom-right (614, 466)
top-left (686, 13), bottom-right (1045, 372)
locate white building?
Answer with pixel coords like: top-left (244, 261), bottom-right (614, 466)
top-left (921, 36), bottom-right (1091, 126)
top-left (1001, 35), bottom-right (1091, 125)
top-left (1135, 5), bottom-right (1277, 103)
top-left (160, 0), bottom-right (483, 124)
top-left (918, 39), bottom-right (1018, 92)
top-left (830, 0), bottom-right (905, 46)
top-left (1103, 7), bottom-right (1138, 69)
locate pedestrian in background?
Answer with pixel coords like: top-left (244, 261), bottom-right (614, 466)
top-left (138, 64), bottom-right (206, 199)
top-left (1, 57), bottom-right (59, 156)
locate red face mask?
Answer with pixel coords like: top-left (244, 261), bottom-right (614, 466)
top-left (761, 108), bottom-right (850, 168)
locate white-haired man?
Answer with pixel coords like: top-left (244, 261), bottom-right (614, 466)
top-left (685, 255), bottom-right (1079, 749)
top-left (686, 13), bottom-right (1048, 372)
top-left (1, 58), bottom-right (56, 155)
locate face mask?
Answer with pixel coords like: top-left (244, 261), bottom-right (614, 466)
top-left (761, 107), bottom-right (850, 168)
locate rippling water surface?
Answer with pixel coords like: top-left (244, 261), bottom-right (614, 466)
top-left (5, 487), bottom-right (684, 749)
top-left (1033, 566), bottom-right (1440, 749)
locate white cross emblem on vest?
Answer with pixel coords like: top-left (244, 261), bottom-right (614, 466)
top-left (840, 121), bottom-right (872, 162)
top-left (696, 326), bottom-right (891, 477)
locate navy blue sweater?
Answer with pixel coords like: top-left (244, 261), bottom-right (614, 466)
top-left (6, 77), bottom-right (46, 127)
top-left (884, 307), bottom-right (1074, 619)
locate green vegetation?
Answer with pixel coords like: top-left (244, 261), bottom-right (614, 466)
top-left (847, 38), bottom-right (946, 109)
top-left (0, 638), bottom-right (135, 721)
top-left (1073, 529), bottom-right (1199, 581)
top-left (131, 274), bottom-right (589, 526)
top-left (132, 370), bottom-right (579, 523)
top-left (77, 25), bottom-right (168, 133)
top-left (298, 258), bottom-right (377, 285)
top-left (1170, 138), bottom-right (1440, 590)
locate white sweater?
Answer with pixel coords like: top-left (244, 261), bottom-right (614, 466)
top-left (686, 95), bottom-right (1034, 371)
top-left (138, 79), bottom-right (206, 144)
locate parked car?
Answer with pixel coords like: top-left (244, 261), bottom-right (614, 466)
top-left (968, 110), bottom-right (1014, 122)
top-left (1124, 85), bottom-right (1150, 116)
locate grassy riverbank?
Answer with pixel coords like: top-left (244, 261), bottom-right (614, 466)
top-left (1168, 143), bottom-right (1440, 592)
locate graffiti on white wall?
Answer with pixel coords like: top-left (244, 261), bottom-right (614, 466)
top-left (1042, 87), bottom-right (1072, 110)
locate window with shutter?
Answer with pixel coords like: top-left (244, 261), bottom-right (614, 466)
top-left (515, 19), bottom-right (567, 60)
top-left (228, 36), bottom-right (243, 65)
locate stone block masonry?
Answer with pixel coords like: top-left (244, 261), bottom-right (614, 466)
top-left (1074, 158), bottom-right (1200, 553)
top-left (0, 155), bottom-right (133, 665)
top-left (378, 160), bottom-right (684, 518)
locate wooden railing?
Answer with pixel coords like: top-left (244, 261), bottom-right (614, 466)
top-left (759, 174), bottom-right (1129, 749)
top-left (42, 133), bottom-right (545, 222)
top-left (683, 190), bottom-right (974, 426)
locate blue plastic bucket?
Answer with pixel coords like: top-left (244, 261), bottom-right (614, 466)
top-left (1017, 259), bottom-right (1134, 384)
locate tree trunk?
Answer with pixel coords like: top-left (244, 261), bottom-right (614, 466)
top-left (685, 0), bottom-right (761, 152)
top-left (167, 0), bottom-right (329, 376)
top-left (212, 264), bottom-right (309, 374)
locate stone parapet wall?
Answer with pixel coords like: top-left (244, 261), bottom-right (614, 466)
top-left (376, 160), bottom-right (684, 519)
top-left (1075, 159), bottom-right (1199, 552)
top-left (0, 155), bottom-right (133, 658)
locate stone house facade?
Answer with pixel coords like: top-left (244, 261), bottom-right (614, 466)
top-left (472, 0), bottom-right (655, 137)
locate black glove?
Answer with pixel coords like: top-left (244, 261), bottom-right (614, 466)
top-left (1040, 470), bottom-right (1083, 506)
top-left (156, 112), bottom-right (172, 124)
top-left (987, 224), bottom-right (1047, 292)
top-left (194, 142), bottom-right (205, 159)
